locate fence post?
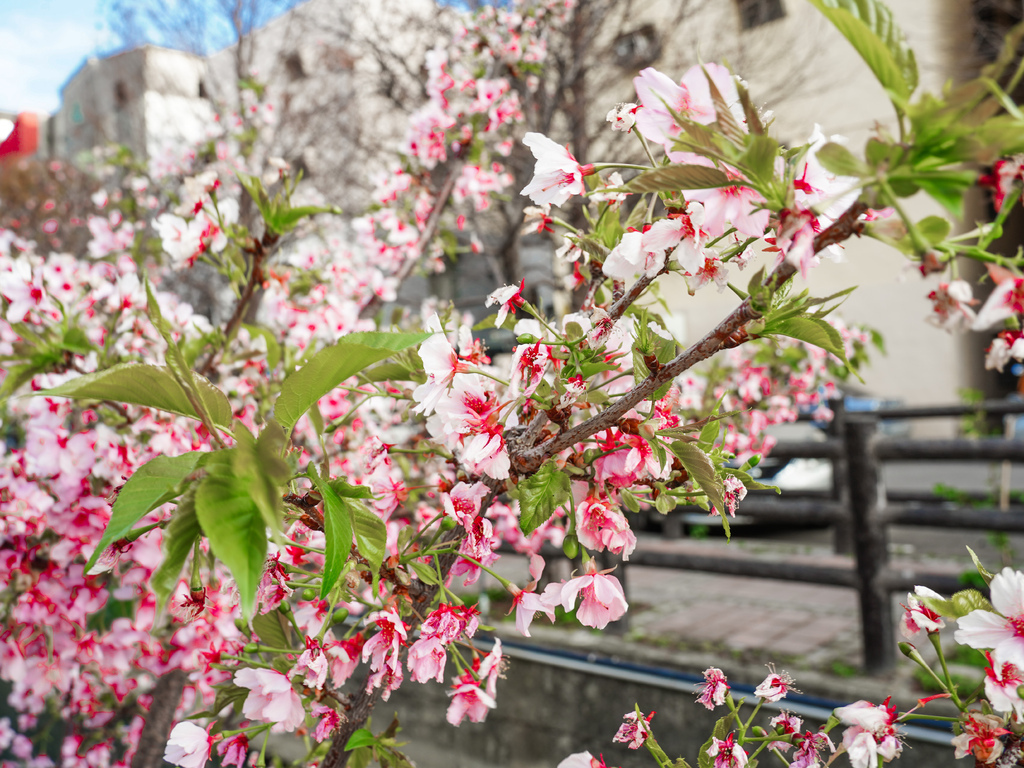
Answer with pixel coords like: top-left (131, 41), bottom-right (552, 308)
top-left (828, 397), bottom-right (853, 555)
top-left (845, 415), bottom-right (894, 673)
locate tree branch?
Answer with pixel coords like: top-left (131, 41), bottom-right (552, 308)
top-left (509, 201), bottom-right (868, 474)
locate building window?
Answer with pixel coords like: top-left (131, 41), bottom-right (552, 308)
top-left (613, 25), bottom-right (661, 69)
top-left (114, 81), bottom-right (129, 108)
top-left (736, 0), bottom-right (786, 30)
top-left (284, 52), bottom-right (307, 81)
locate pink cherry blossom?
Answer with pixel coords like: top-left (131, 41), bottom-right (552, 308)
top-left (446, 640), bottom-right (502, 725)
top-left (612, 710), bottom-right (654, 749)
top-left (951, 712), bottom-right (1009, 764)
top-left (311, 703), bottom-right (342, 743)
top-left (753, 664), bottom-right (796, 702)
top-left (973, 273), bottom-right (1024, 330)
top-left (707, 733), bottom-right (747, 768)
top-left (835, 699), bottom-right (902, 768)
top-left (955, 567), bottom-right (1024, 668)
top-left (486, 280), bottom-right (526, 327)
top-left (215, 734), bottom-right (249, 768)
top-left (926, 280), bottom-right (976, 331)
top-left (520, 132), bottom-right (595, 207)
top-left (164, 722), bottom-right (212, 768)
top-left (509, 583), bottom-right (560, 637)
top-left (697, 667), bottom-right (729, 710)
top-left (898, 586), bottom-right (945, 639)
top-left (559, 560), bottom-right (628, 630)
top-left (233, 667), bottom-right (305, 733)
top-left (984, 650), bottom-right (1024, 715)
top-left (575, 495), bottom-right (636, 559)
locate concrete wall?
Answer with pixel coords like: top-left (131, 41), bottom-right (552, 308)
top-left (377, 641), bottom-right (958, 768)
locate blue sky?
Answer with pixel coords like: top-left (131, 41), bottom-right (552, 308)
top-left (0, 0), bottom-right (116, 113)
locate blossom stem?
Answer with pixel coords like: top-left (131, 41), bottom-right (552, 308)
top-left (450, 553), bottom-right (512, 589)
top-left (635, 131), bottom-right (659, 168)
top-left (927, 631), bottom-right (963, 708)
top-left (741, 698), bottom-right (764, 737)
top-left (897, 713), bottom-right (961, 722)
top-left (591, 163), bottom-right (650, 172)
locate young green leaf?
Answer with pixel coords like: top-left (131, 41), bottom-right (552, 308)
top-left (36, 363), bottom-right (233, 430)
top-left (195, 455), bottom-right (269, 619)
top-left (85, 451), bottom-right (206, 572)
top-left (275, 331), bottom-right (430, 433)
top-left (250, 611), bottom-right (293, 651)
top-left (625, 165), bottom-right (730, 194)
top-left (769, 317), bottom-right (850, 366)
top-left (354, 504), bottom-right (388, 580)
top-left (806, 0), bottom-right (918, 103)
top-left (669, 442), bottom-right (729, 537)
top-left (516, 461), bottom-right (572, 535)
top-left (308, 467), bottom-right (355, 599)
top-left (815, 142), bottom-right (870, 178)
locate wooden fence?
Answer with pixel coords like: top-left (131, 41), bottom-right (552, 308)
top-left (619, 398), bottom-right (1024, 672)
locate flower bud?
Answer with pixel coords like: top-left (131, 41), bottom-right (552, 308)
top-left (244, 643), bottom-right (259, 654)
top-left (333, 608), bottom-right (349, 624)
top-left (301, 588), bottom-right (316, 601)
top-left (517, 333), bottom-right (538, 344)
top-left (562, 534), bottom-right (579, 559)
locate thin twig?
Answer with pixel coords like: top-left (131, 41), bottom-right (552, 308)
top-left (358, 162), bottom-right (464, 321)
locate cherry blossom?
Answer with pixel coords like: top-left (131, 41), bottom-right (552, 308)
top-left (520, 132), bottom-right (595, 207)
top-left (955, 567), bottom-right (1024, 667)
top-left (559, 560), bottom-right (628, 629)
top-left (446, 640), bottom-right (503, 725)
top-left (612, 710), bottom-right (654, 749)
top-left (696, 667), bottom-right (729, 710)
top-left (234, 668), bottom-right (306, 733)
top-left (707, 733), bottom-right (747, 768)
top-left (898, 586), bottom-right (945, 639)
top-left (164, 722), bottom-right (213, 768)
top-left (753, 664), bottom-right (796, 702)
top-left (951, 712), bottom-right (1009, 764)
top-left (835, 699), bottom-right (902, 768)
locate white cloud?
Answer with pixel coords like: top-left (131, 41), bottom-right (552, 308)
top-left (0, 5), bottom-right (113, 114)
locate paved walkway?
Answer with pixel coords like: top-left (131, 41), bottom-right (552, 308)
top-left (479, 530), bottom-right (989, 705)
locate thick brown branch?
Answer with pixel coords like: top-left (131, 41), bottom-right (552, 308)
top-left (509, 201), bottom-right (868, 474)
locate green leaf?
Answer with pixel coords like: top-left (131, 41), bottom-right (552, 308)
top-left (345, 729), bottom-right (378, 751)
top-left (806, 0), bottom-right (918, 103)
top-left (236, 171), bottom-right (274, 222)
top-left (625, 164), bottom-right (730, 194)
top-left (966, 546), bottom-right (995, 586)
top-left (308, 468), bottom-right (354, 599)
top-left (251, 611), bottom-right (293, 650)
top-left (516, 461), bottom-right (572, 536)
top-left (85, 451), bottom-right (205, 572)
top-left (60, 326), bottom-right (94, 355)
top-left (408, 560), bottom-right (440, 585)
top-left (916, 215), bottom-right (952, 245)
top-left (670, 442), bottom-right (728, 537)
top-left (152, 491), bottom-right (201, 610)
top-left (770, 317), bottom-right (850, 366)
top-left (353, 504), bottom-right (388, 580)
top-left (328, 477), bottom-right (374, 499)
top-left (920, 594), bottom-right (957, 619)
top-left (739, 134), bottom-right (779, 187)
top-left (267, 204), bottom-right (342, 235)
top-left (815, 142), bottom-right (869, 177)
top-left (951, 588), bottom-right (995, 618)
top-left (195, 454), bottom-right (268, 619)
top-left (36, 363), bottom-right (233, 430)
top-left (275, 331), bottom-right (430, 434)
